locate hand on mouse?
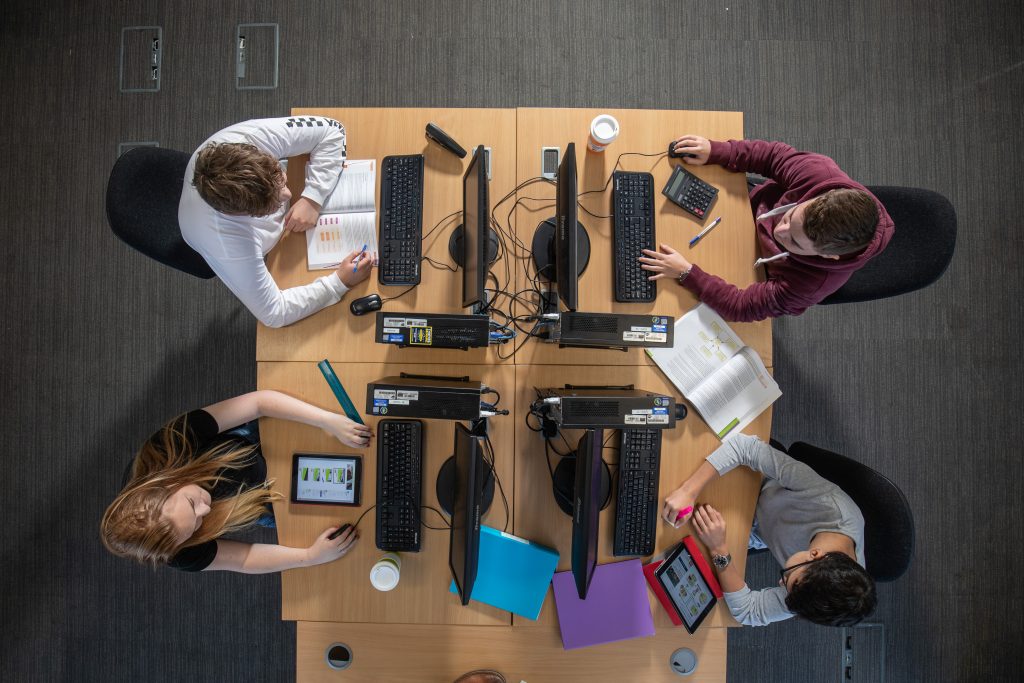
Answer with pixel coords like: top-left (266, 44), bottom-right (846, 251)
top-left (338, 250), bottom-right (374, 288)
top-left (321, 412), bottom-right (373, 448)
top-left (308, 524), bottom-right (359, 565)
top-left (670, 135), bottom-right (711, 165)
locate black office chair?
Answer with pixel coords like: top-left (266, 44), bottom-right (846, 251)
top-left (823, 185), bottom-right (956, 304)
top-left (774, 440), bottom-right (916, 582)
top-left (105, 147), bottom-right (216, 279)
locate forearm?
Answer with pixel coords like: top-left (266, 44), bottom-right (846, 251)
top-left (679, 461), bottom-right (720, 499)
top-left (708, 543), bottom-right (746, 593)
top-left (255, 390), bottom-right (333, 429)
top-left (209, 541), bottom-right (322, 574)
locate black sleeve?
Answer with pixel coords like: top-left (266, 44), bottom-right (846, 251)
top-left (145, 409), bottom-right (221, 455)
top-left (167, 540), bottom-right (218, 572)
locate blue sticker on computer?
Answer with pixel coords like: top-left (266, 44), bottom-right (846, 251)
top-left (373, 399), bottom-right (389, 407)
top-left (653, 407), bottom-right (669, 415)
top-left (387, 334), bottom-right (404, 343)
top-left (652, 324), bottom-right (667, 332)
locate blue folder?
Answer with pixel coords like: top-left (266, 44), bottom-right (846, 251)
top-left (448, 525), bottom-right (559, 620)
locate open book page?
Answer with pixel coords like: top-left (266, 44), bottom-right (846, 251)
top-left (687, 347), bottom-right (781, 440)
top-left (305, 159), bottom-right (378, 270)
top-left (646, 303), bottom-right (744, 395)
top-left (319, 159), bottom-right (376, 214)
top-left (306, 211), bottom-right (378, 270)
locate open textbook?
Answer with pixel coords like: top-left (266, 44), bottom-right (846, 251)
top-left (646, 304), bottom-right (780, 440)
top-left (305, 159), bottom-right (379, 270)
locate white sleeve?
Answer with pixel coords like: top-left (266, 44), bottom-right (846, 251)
top-left (201, 234), bottom-right (350, 328)
top-left (723, 585), bottom-right (794, 627)
top-left (215, 116), bottom-right (348, 206)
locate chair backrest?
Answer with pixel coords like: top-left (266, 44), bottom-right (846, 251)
top-left (783, 441), bottom-right (915, 582)
top-left (822, 185), bottom-right (956, 304)
top-left (105, 147), bottom-right (216, 279)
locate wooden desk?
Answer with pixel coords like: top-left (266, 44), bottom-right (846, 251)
top-left (259, 108), bottom-right (517, 365)
top-left (256, 107), bottom-right (775, 682)
top-left (296, 617), bottom-right (726, 682)
top-left (511, 108), bottom-right (771, 367)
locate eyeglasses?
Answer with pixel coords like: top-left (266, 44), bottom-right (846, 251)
top-left (778, 557), bottom-right (820, 588)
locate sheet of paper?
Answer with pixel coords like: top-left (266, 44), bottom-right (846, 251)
top-left (306, 212), bottom-right (378, 270)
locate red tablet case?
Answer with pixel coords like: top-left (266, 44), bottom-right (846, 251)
top-left (643, 536), bottom-right (724, 626)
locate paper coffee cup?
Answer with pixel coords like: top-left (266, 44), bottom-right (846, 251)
top-left (370, 552), bottom-right (401, 591)
top-left (588, 114), bottom-right (620, 152)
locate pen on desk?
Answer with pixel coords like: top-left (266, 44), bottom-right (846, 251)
top-left (754, 251), bottom-right (789, 268)
top-left (354, 244), bottom-right (367, 272)
top-left (317, 359), bottom-right (365, 425)
top-left (688, 217), bottom-right (722, 247)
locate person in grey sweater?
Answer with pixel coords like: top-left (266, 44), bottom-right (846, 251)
top-left (661, 435), bottom-right (876, 627)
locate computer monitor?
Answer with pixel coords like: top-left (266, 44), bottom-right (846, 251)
top-left (530, 142), bottom-right (590, 313)
top-left (449, 421), bottom-right (486, 605)
top-left (460, 145), bottom-right (489, 310)
top-left (571, 428), bottom-right (604, 599)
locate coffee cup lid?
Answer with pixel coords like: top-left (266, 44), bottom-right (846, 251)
top-left (370, 563), bottom-right (399, 591)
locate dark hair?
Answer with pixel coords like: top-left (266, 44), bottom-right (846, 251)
top-left (192, 142), bottom-right (284, 216)
top-left (803, 189), bottom-right (879, 256)
top-left (784, 552), bottom-right (877, 627)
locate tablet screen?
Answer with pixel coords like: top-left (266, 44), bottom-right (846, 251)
top-left (657, 543), bottom-right (716, 632)
top-left (292, 454), bottom-right (361, 505)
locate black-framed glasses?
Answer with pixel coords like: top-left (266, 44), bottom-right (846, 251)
top-left (778, 557), bottom-right (820, 587)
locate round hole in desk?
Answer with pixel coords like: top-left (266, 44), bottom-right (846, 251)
top-left (326, 643), bottom-right (353, 670)
top-left (669, 647), bottom-right (698, 676)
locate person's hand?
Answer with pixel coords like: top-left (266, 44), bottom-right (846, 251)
top-left (640, 243), bottom-right (693, 281)
top-left (691, 505), bottom-right (728, 556)
top-left (321, 412), bottom-right (373, 448)
top-left (306, 524), bottom-right (359, 565)
top-left (662, 484), bottom-right (697, 527)
top-left (284, 197), bottom-right (321, 232)
top-left (670, 135), bottom-right (711, 165)
top-left (337, 250), bottom-right (374, 288)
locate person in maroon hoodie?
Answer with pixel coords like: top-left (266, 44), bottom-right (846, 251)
top-left (638, 136), bottom-right (895, 321)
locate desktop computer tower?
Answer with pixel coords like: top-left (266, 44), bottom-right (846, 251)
top-left (375, 312), bottom-right (490, 350)
top-left (537, 387), bottom-right (677, 430)
top-left (367, 375), bottom-right (483, 420)
top-left (555, 312), bottom-right (674, 349)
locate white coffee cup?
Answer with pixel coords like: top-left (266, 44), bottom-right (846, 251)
top-left (370, 552), bottom-right (401, 591)
top-left (588, 114), bottom-right (620, 152)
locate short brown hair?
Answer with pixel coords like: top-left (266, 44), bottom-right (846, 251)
top-left (803, 189), bottom-right (879, 256)
top-left (192, 142), bottom-right (284, 216)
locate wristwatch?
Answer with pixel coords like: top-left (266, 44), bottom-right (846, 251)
top-left (676, 267), bottom-right (692, 285)
top-left (712, 552), bottom-right (732, 570)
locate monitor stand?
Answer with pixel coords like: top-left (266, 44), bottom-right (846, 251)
top-left (448, 224), bottom-right (500, 268)
top-left (551, 457), bottom-right (611, 517)
top-left (436, 454), bottom-right (496, 517)
top-left (530, 218), bottom-right (591, 282)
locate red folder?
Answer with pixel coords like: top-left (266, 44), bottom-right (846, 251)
top-left (642, 536), bottom-right (724, 627)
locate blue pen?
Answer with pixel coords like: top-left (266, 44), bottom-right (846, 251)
top-left (688, 217), bottom-right (723, 248)
top-left (318, 359), bottom-right (365, 425)
top-left (353, 243), bottom-right (367, 272)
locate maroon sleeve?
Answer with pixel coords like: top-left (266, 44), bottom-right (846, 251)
top-left (707, 139), bottom-right (849, 195)
top-left (680, 265), bottom-right (820, 322)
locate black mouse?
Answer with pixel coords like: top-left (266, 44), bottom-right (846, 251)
top-left (668, 141), bottom-right (696, 159)
top-left (675, 403), bottom-right (689, 421)
top-left (328, 523), bottom-right (353, 540)
top-left (350, 294), bottom-right (382, 316)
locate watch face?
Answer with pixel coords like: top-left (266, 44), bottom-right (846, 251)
top-left (713, 554), bottom-right (730, 569)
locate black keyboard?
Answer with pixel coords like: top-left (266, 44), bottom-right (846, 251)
top-left (613, 428), bottom-right (662, 557)
top-left (378, 155), bottom-right (424, 286)
top-left (612, 171), bottom-right (656, 303)
top-left (375, 419), bottom-right (423, 552)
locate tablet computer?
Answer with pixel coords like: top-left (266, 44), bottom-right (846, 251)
top-left (653, 538), bottom-right (718, 634)
top-left (290, 453), bottom-right (362, 506)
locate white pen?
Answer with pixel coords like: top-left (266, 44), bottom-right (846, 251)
top-left (689, 217), bottom-right (723, 247)
top-left (754, 252), bottom-right (789, 268)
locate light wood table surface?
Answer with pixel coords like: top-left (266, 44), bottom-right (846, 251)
top-left (256, 107), bottom-right (775, 682)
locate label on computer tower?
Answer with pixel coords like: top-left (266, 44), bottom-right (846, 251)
top-left (382, 327), bottom-right (400, 334)
top-left (645, 332), bottom-right (667, 343)
top-left (623, 331), bottom-right (646, 342)
top-left (386, 334), bottom-right (404, 343)
top-left (374, 390), bottom-right (397, 400)
top-left (624, 414), bottom-right (647, 425)
top-left (631, 409), bottom-right (653, 415)
top-left (397, 390), bottom-right (419, 401)
top-left (648, 414), bottom-right (669, 424)
top-left (389, 399), bottom-right (410, 405)
top-left (408, 326), bottom-right (433, 345)
top-left (630, 326), bottom-right (653, 332)
top-left (652, 324), bottom-right (667, 332)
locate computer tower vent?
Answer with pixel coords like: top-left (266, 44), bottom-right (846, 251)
top-left (565, 315), bottom-right (619, 334)
top-left (564, 401), bottom-right (620, 418)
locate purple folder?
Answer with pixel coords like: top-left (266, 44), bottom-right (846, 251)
top-left (551, 560), bottom-right (656, 650)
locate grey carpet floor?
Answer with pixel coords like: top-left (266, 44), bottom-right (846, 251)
top-left (1, 1), bottom-right (1022, 681)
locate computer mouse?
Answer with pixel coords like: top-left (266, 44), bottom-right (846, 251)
top-left (328, 523), bottom-right (353, 540)
top-left (350, 294), bottom-right (382, 316)
top-left (668, 141), bottom-right (696, 159)
top-left (675, 403), bottom-right (689, 421)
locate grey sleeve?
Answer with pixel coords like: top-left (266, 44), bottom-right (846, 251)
top-left (723, 585), bottom-right (794, 627)
top-left (706, 435), bottom-right (831, 493)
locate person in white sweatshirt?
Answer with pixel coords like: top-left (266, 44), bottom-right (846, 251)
top-left (178, 116), bottom-right (373, 328)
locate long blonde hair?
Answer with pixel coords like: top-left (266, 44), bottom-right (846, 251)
top-left (100, 414), bottom-right (279, 566)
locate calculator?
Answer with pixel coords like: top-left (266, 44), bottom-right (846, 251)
top-left (661, 165), bottom-right (718, 219)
